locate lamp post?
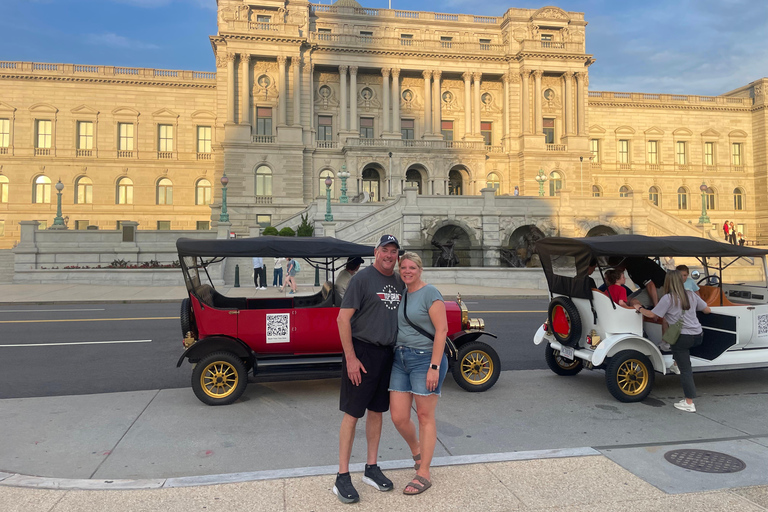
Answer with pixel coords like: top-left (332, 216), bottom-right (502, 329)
top-left (50, 179), bottom-right (67, 229)
top-left (699, 182), bottom-right (711, 224)
top-left (579, 156), bottom-right (584, 197)
top-left (219, 173), bottom-right (229, 223)
top-left (324, 176), bottom-right (334, 222)
top-left (338, 165), bottom-right (350, 204)
top-left (535, 169), bottom-right (548, 197)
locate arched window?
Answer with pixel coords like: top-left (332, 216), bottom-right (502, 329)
top-left (619, 185), bottom-right (632, 198)
top-left (255, 165), bottom-right (272, 197)
top-left (75, 177), bottom-right (93, 205)
top-left (677, 187), bottom-right (688, 210)
top-left (405, 169), bottom-right (423, 194)
top-left (448, 169), bottom-right (463, 195)
top-left (648, 186), bottom-right (659, 206)
top-left (319, 170), bottom-right (335, 199)
top-left (33, 175), bottom-right (51, 204)
top-left (549, 171), bottom-right (562, 196)
top-left (705, 187), bottom-right (716, 210)
top-left (486, 172), bottom-right (501, 195)
top-left (117, 177), bottom-right (133, 205)
top-left (157, 178), bottom-right (173, 205)
top-left (0, 175), bottom-right (8, 204)
top-left (196, 179), bottom-right (212, 205)
top-left (591, 185), bottom-right (602, 198)
top-left (733, 187), bottom-right (744, 210)
top-left (361, 167), bottom-right (380, 201)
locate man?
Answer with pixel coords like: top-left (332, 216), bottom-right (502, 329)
top-left (335, 256), bottom-right (364, 299)
top-left (723, 220), bottom-right (729, 241)
top-left (624, 257), bottom-right (667, 308)
top-left (334, 235), bottom-right (403, 504)
top-left (252, 256), bottom-right (266, 290)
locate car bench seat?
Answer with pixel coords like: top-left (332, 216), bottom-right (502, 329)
top-left (698, 285), bottom-right (742, 307)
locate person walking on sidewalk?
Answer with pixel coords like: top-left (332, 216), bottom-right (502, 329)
top-left (333, 235), bottom-right (403, 504)
top-left (389, 252), bottom-right (448, 495)
top-left (273, 257), bottom-right (285, 288)
top-left (252, 256), bottom-right (267, 290)
top-left (281, 257), bottom-right (297, 294)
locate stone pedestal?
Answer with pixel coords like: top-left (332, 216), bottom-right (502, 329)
top-left (322, 222), bottom-right (336, 238)
top-left (217, 221), bottom-right (232, 239)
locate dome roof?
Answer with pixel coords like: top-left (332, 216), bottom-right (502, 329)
top-left (333, 0), bottom-right (363, 7)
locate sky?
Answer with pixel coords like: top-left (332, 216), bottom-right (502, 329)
top-left (2, 0), bottom-right (766, 96)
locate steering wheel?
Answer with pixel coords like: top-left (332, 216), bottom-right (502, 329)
top-left (697, 275), bottom-right (720, 286)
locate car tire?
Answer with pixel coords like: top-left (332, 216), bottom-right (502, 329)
top-left (191, 351), bottom-right (248, 406)
top-left (180, 298), bottom-right (192, 337)
top-left (544, 344), bottom-right (583, 376)
top-left (605, 350), bottom-right (655, 403)
top-left (547, 297), bottom-right (582, 348)
top-left (451, 341), bottom-right (501, 392)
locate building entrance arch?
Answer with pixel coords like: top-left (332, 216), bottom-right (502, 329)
top-left (405, 166), bottom-right (425, 194)
top-left (501, 225), bottom-right (546, 267)
top-left (448, 166), bottom-right (468, 195)
top-left (586, 225), bottom-right (617, 237)
top-left (431, 224), bottom-right (471, 267)
top-left (361, 165), bottom-right (382, 202)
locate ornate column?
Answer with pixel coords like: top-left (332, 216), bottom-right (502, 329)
top-left (533, 70), bottom-right (543, 134)
top-left (277, 56), bottom-right (287, 125)
top-left (226, 52), bottom-right (236, 124)
top-left (382, 68), bottom-right (391, 133)
top-left (308, 62), bottom-right (315, 130)
top-left (292, 56), bottom-right (301, 126)
top-left (432, 70), bottom-right (442, 135)
top-left (422, 70), bottom-right (432, 135)
top-left (240, 54), bottom-right (250, 125)
top-left (391, 68), bottom-right (400, 135)
top-left (563, 71), bottom-right (574, 135)
top-left (339, 65), bottom-right (348, 131)
top-left (472, 72), bottom-right (482, 135)
top-left (575, 71), bottom-right (586, 135)
top-left (462, 71), bottom-right (472, 137)
top-left (520, 69), bottom-right (530, 134)
top-left (502, 72), bottom-right (511, 146)
top-left (349, 66), bottom-right (358, 132)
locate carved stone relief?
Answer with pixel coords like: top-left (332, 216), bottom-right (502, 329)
top-left (358, 86), bottom-right (381, 111)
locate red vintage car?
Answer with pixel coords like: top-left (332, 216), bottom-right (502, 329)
top-left (176, 236), bottom-right (500, 405)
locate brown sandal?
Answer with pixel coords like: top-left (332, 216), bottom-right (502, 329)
top-left (403, 475), bottom-right (431, 495)
top-left (412, 453), bottom-right (421, 471)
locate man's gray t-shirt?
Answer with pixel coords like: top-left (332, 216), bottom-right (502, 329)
top-left (397, 284), bottom-right (444, 350)
top-left (341, 266), bottom-right (403, 346)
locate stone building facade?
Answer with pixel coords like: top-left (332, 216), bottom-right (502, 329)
top-left (0, 0), bottom-right (766, 250)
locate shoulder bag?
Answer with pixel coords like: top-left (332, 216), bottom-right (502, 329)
top-left (402, 288), bottom-right (457, 359)
top-left (662, 316), bottom-right (683, 345)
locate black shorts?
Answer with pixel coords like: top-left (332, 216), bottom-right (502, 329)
top-left (340, 338), bottom-right (394, 418)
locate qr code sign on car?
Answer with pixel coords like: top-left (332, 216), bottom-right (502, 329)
top-left (758, 314), bottom-right (768, 338)
top-left (266, 313), bottom-right (290, 344)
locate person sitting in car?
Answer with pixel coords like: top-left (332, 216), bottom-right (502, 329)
top-left (604, 268), bottom-right (629, 306)
top-left (336, 257), bottom-right (364, 299)
top-left (624, 257), bottom-right (667, 309)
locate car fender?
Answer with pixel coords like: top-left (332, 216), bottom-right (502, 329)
top-left (450, 330), bottom-right (497, 348)
top-left (533, 324), bottom-right (547, 346)
top-left (591, 334), bottom-right (664, 371)
top-left (176, 336), bottom-right (254, 367)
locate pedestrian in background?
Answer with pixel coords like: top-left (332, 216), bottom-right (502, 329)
top-left (252, 256), bottom-right (266, 290)
top-left (281, 257), bottom-right (297, 294)
top-left (273, 257), bottom-right (285, 288)
top-left (723, 220), bottom-right (729, 241)
top-left (729, 222), bottom-right (737, 245)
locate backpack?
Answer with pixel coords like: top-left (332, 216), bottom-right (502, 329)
top-left (293, 260), bottom-right (301, 273)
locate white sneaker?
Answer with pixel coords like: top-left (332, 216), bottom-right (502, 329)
top-left (660, 342), bottom-right (671, 351)
top-left (668, 362), bottom-right (681, 375)
top-left (674, 400), bottom-right (696, 413)
top-left (260, 286), bottom-right (267, 290)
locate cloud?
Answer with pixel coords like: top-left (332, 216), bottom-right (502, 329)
top-left (85, 33), bottom-right (160, 50)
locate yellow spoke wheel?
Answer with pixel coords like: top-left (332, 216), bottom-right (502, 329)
top-left (191, 351), bottom-right (248, 406)
top-left (452, 341), bottom-right (501, 392)
top-left (605, 350), bottom-right (655, 403)
top-left (201, 361), bottom-right (239, 398)
top-left (615, 359), bottom-right (649, 396)
top-left (460, 350), bottom-right (493, 385)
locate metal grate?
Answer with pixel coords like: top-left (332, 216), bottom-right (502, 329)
top-left (664, 449), bottom-right (746, 474)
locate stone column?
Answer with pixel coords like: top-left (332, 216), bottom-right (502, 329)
top-left (575, 71), bottom-right (586, 135)
top-left (563, 71), bottom-right (574, 135)
top-left (292, 56), bottom-right (301, 126)
top-left (240, 54), bottom-right (250, 125)
top-left (462, 71), bottom-right (472, 137)
top-left (382, 68), bottom-right (391, 133)
top-left (226, 53), bottom-right (236, 124)
top-left (533, 70), bottom-right (543, 134)
top-left (472, 72), bottom-right (482, 135)
top-left (422, 70), bottom-right (432, 135)
top-left (391, 68), bottom-right (400, 135)
top-left (339, 65), bottom-right (348, 131)
top-left (520, 69), bottom-right (530, 134)
top-left (432, 70), bottom-right (442, 135)
top-left (277, 56), bottom-right (287, 125)
top-left (502, 72), bottom-right (510, 146)
top-left (349, 66), bottom-right (358, 132)
top-left (308, 62), bottom-right (315, 130)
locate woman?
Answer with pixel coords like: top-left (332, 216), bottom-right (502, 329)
top-left (280, 257), bottom-right (297, 295)
top-left (273, 257), bottom-right (285, 288)
top-left (389, 253), bottom-right (448, 495)
top-left (634, 270), bottom-right (710, 412)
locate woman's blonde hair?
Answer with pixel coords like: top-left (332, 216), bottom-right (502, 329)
top-left (664, 270), bottom-right (690, 310)
top-left (399, 252), bottom-right (423, 270)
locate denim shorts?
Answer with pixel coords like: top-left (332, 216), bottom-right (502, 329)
top-left (389, 346), bottom-right (449, 396)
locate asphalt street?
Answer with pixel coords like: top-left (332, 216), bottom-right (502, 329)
top-left (0, 298), bottom-right (550, 399)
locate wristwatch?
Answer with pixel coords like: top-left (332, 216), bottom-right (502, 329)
top-left (430, 364), bottom-right (440, 370)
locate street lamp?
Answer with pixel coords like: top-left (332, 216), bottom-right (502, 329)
top-left (338, 165), bottom-right (350, 204)
top-left (219, 173), bottom-right (229, 223)
top-left (699, 181), bottom-right (711, 224)
top-left (535, 169), bottom-right (548, 197)
top-left (324, 176), bottom-right (334, 222)
top-left (50, 179), bottom-right (67, 229)
top-left (579, 156), bottom-right (584, 197)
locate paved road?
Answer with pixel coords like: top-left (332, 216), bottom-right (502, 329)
top-left (0, 298), bottom-right (550, 399)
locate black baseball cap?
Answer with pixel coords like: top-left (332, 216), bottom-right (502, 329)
top-left (346, 256), bottom-right (364, 267)
top-left (376, 234), bottom-right (400, 249)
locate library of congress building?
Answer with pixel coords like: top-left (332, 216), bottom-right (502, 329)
top-left (0, 0), bottom-right (766, 249)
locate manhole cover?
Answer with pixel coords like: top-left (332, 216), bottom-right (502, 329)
top-left (664, 449), bottom-right (746, 473)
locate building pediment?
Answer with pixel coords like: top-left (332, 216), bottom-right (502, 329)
top-left (589, 124), bottom-right (606, 134)
top-left (700, 128), bottom-right (720, 138)
top-left (29, 103), bottom-right (58, 113)
top-left (644, 126), bottom-right (665, 136)
top-left (531, 6), bottom-right (570, 23)
top-left (0, 101), bottom-right (17, 113)
top-left (615, 125), bottom-right (635, 135)
top-left (673, 127), bottom-right (693, 137)
top-left (71, 104), bottom-right (99, 115)
top-left (729, 129), bottom-right (748, 138)
top-left (152, 108), bottom-right (180, 119)
top-left (191, 110), bottom-right (217, 120)
top-left (112, 107), bottom-right (140, 117)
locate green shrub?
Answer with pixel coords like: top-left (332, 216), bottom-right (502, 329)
top-left (297, 213), bottom-right (314, 237)
top-left (278, 227), bottom-right (296, 237)
top-left (262, 226), bottom-right (278, 236)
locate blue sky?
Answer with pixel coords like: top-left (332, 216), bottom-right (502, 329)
top-left (2, 0), bottom-right (766, 96)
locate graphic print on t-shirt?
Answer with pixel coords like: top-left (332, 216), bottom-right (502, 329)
top-left (376, 284), bottom-right (402, 310)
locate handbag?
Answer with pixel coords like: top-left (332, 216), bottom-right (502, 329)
top-left (662, 317), bottom-right (683, 345)
top-left (402, 288), bottom-right (457, 359)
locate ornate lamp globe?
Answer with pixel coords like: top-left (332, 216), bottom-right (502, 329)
top-left (338, 167), bottom-right (350, 179)
top-left (325, 177), bottom-right (333, 187)
top-left (55, 179), bottom-right (64, 192)
top-left (220, 174), bottom-right (229, 187)
top-left (700, 182), bottom-right (708, 193)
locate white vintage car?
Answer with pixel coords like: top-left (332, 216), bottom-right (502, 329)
top-left (533, 235), bottom-right (768, 402)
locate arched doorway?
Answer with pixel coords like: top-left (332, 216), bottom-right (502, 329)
top-left (431, 225), bottom-right (471, 267)
top-left (361, 166), bottom-right (381, 202)
top-left (586, 225), bottom-right (617, 237)
top-left (448, 167), bottom-right (466, 195)
top-left (405, 167), bottom-right (424, 194)
top-left (502, 225), bottom-right (546, 267)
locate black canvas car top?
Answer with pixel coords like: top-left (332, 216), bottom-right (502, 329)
top-left (176, 236), bottom-right (375, 258)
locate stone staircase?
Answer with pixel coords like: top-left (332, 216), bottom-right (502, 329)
top-left (0, 250), bottom-right (14, 284)
top-left (644, 201), bottom-right (719, 240)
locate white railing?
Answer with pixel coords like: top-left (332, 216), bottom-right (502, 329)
top-left (76, 149), bottom-right (93, 157)
top-left (33, 63), bottom-right (58, 71)
top-left (193, 71), bottom-right (216, 79)
top-left (255, 196), bottom-right (272, 205)
top-left (345, 138), bottom-right (490, 150)
top-left (546, 144), bottom-right (566, 152)
top-left (486, 145), bottom-right (505, 153)
top-left (0, 147), bottom-right (8, 155)
top-left (252, 135), bottom-right (275, 143)
top-left (1, 61), bottom-right (216, 82)
top-left (733, 166), bottom-right (744, 172)
top-left (154, 69), bottom-right (178, 77)
top-left (34, 148), bottom-right (51, 156)
top-left (309, 33), bottom-right (504, 52)
top-left (435, 13), bottom-right (458, 21)
top-left (196, 152), bottom-right (212, 160)
top-left (647, 164), bottom-right (659, 171)
top-left (315, 140), bottom-right (339, 149)
top-left (395, 10), bottom-right (419, 18)
top-left (115, 67), bottom-right (141, 75)
top-left (74, 65), bottom-right (99, 73)
top-left (589, 90), bottom-right (752, 107)
top-left (618, 163), bottom-right (631, 170)
top-left (0, 62), bottom-right (18, 69)
top-left (117, 150), bottom-right (134, 158)
top-left (158, 151), bottom-right (174, 159)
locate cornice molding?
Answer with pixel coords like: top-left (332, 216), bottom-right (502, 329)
top-left (588, 100), bottom-right (752, 113)
top-left (0, 73), bottom-right (216, 90)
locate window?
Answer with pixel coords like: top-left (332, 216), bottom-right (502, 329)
top-left (157, 178), bottom-right (173, 205)
top-left (75, 220), bottom-right (89, 230)
top-left (197, 126), bottom-right (212, 153)
top-left (676, 141), bottom-right (687, 165)
top-left (77, 121), bottom-right (93, 150)
top-left (400, 34), bottom-right (413, 46)
top-left (405, 169), bottom-right (422, 194)
top-left (486, 172), bottom-right (500, 194)
top-left (648, 186), bottom-right (659, 206)
top-left (360, 117), bottom-right (374, 139)
top-left (256, 107), bottom-right (272, 135)
top-left (677, 187), bottom-right (688, 210)
top-left (0, 175), bottom-right (8, 203)
top-left (448, 169), bottom-right (463, 195)
top-left (541, 33), bottom-right (553, 43)
top-left (158, 124), bottom-right (173, 152)
top-left (196, 179), bottom-right (212, 205)
top-left (36, 120), bottom-right (52, 149)
top-left (256, 15), bottom-right (271, 23)
top-left (647, 140), bottom-right (658, 164)
top-left (317, 115), bottom-right (333, 141)
top-left (618, 139), bottom-right (629, 163)
top-left (33, 176), bottom-right (51, 204)
top-left (0, 221), bottom-right (4, 236)
top-left (196, 221), bottom-right (210, 230)
top-left (76, 177), bottom-right (93, 204)
top-left (592, 185), bottom-right (602, 198)
top-left (732, 143), bottom-right (742, 166)
top-left (117, 177), bottom-right (133, 205)
top-left (320, 170), bottom-right (335, 199)
top-left (549, 171), bottom-right (562, 196)
top-left (590, 139), bottom-right (600, 163)
top-left (360, 31), bottom-right (373, 43)
top-left (318, 28), bottom-right (332, 41)
top-left (157, 221), bottom-right (171, 230)
top-left (734, 188), bottom-right (744, 210)
top-left (257, 215), bottom-right (271, 227)
top-left (255, 165), bottom-right (272, 196)
top-left (401, 119), bottom-right (414, 140)
top-left (619, 185), bottom-right (631, 198)
top-left (441, 120), bottom-right (454, 141)
top-left (481, 121), bottom-right (492, 146)
top-left (0, 118), bottom-right (9, 148)
top-left (440, 36), bottom-right (452, 48)
top-left (543, 119), bottom-right (555, 144)
top-left (118, 123), bottom-right (134, 151)
top-left (705, 187), bottom-right (715, 210)
top-left (479, 38), bottom-right (491, 50)
top-left (704, 142), bottom-right (714, 166)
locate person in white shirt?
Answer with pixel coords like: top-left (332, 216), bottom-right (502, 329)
top-left (336, 257), bottom-right (364, 299)
top-left (273, 257), bottom-right (285, 288)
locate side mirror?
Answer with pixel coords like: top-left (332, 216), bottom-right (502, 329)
top-left (691, 270), bottom-right (701, 279)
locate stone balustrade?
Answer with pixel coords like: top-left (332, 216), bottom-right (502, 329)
top-left (309, 4), bottom-right (500, 24)
top-left (308, 33), bottom-right (504, 53)
top-left (0, 61), bottom-right (216, 83)
top-left (518, 40), bottom-right (584, 53)
top-left (589, 90), bottom-right (752, 108)
top-left (345, 138), bottom-right (498, 152)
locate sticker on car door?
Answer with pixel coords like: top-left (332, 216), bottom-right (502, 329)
top-left (266, 313), bottom-right (290, 344)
